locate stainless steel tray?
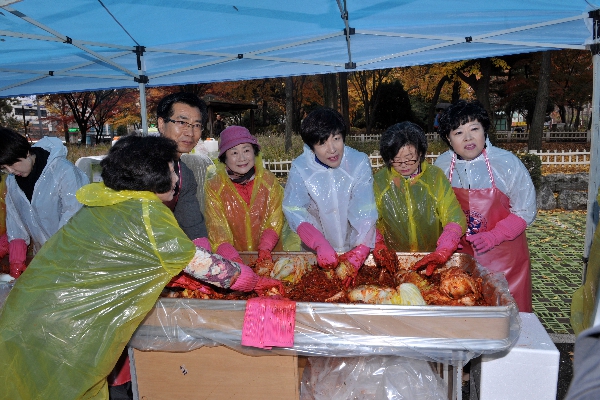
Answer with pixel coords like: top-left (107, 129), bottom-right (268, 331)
top-left (131, 252), bottom-right (520, 363)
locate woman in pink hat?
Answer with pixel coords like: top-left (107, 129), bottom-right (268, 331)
top-left (204, 126), bottom-right (284, 267)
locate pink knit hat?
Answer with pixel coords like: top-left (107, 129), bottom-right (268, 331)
top-left (218, 126), bottom-right (260, 156)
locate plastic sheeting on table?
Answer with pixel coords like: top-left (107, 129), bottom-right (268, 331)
top-left (300, 356), bottom-right (448, 400)
top-left (130, 252), bottom-right (521, 366)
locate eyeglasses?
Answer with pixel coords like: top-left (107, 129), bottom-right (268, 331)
top-left (166, 118), bottom-right (202, 131)
top-left (391, 158), bottom-right (418, 166)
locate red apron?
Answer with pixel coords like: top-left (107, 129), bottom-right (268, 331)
top-left (449, 150), bottom-right (532, 312)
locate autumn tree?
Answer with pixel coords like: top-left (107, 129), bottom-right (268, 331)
top-left (549, 49), bottom-right (592, 129)
top-left (529, 51), bottom-right (552, 150)
top-left (350, 69), bottom-right (393, 134)
top-left (373, 80), bottom-right (417, 129)
top-left (62, 90), bottom-right (129, 144)
top-left (43, 94), bottom-right (75, 143)
top-left (0, 98), bottom-right (21, 131)
top-left (89, 89), bottom-right (135, 142)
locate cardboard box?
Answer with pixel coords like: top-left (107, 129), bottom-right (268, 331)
top-left (131, 346), bottom-right (300, 400)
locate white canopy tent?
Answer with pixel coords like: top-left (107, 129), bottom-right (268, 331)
top-left (1, 0), bottom-right (600, 321)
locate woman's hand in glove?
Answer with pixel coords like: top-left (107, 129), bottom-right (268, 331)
top-left (254, 276), bottom-right (286, 296)
top-left (257, 229), bottom-right (279, 264)
top-left (231, 264), bottom-right (285, 295)
top-left (412, 249), bottom-right (453, 276)
top-left (336, 244), bottom-right (370, 288)
top-left (372, 229), bottom-right (398, 274)
top-left (296, 222), bottom-right (339, 269)
top-left (216, 242), bottom-right (244, 264)
top-left (466, 214), bottom-right (527, 254)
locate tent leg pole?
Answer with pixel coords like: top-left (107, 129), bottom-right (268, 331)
top-left (139, 82), bottom-right (148, 136)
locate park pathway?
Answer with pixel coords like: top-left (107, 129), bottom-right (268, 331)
top-left (527, 210), bottom-right (585, 336)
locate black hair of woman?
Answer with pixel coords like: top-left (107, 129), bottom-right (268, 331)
top-left (100, 135), bottom-right (178, 193)
top-left (380, 121), bottom-right (428, 169)
top-left (0, 126), bottom-right (31, 166)
top-left (300, 107), bottom-right (346, 149)
top-left (437, 100), bottom-right (491, 148)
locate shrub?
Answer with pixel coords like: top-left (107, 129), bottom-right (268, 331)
top-left (518, 152), bottom-right (542, 190)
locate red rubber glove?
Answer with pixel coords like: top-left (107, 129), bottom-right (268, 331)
top-left (216, 242), bottom-right (244, 264)
top-left (296, 222), bottom-right (339, 269)
top-left (466, 214), bottom-right (527, 254)
top-left (0, 234), bottom-right (8, 259)
top-left (413, 222), bottom-right (463, 275)
top-left (230, 264), bottom-right (285, 295)
top-left (9, 238), bottom-right (27, 278)
top-left (372, 229), bottom-right (398, 273)
top-left (192, 237), bottom-right (211, 252)
top-left (337, 244), bottom-right (370, 288)
top-left (257, 229), bottom-right (279, 263)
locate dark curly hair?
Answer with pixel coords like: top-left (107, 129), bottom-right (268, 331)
top-left (156, 92), bottom-right (208, 130)
top-left (101, 136), bottom-right (178, 193)
top-left (380, 122), bottom-right (427, 169)
top-left (300, 107), bottom-right (346, 149)
top-left (438, 100), bottom-right (490, 148)
top-left (0, 126), bottom-right (31, 166)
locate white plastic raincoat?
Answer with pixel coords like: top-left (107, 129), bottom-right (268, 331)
top-left (4, 136), bottom-right (89, 253)
top-left (283, 144), bottom-right (377, 252)
top-left (434, 140), bottom-right (536, 224)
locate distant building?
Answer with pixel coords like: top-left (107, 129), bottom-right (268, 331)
top-left (7, 96), bottom-right (52, 140)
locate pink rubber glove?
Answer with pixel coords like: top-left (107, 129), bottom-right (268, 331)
top-left (413, 222), bottom-right (463, 275)
top-left (216, 242), bottom-right (244, 264)
top-left (9, 239), bottom-right (27, 278)
top-left (296, 222), bottom-right (339, 269)
top-left (192, 237), bottom-right (211, 251)
top-left (372, 229), bottom-right (398, 273)
top-left (466, 214), bottom-right (527, 254)
top-left (337, 244), bottom-right (371, 288)
top-left (230, 264), bottom-right (285, 295)
top-left (257, 229), bottom-right (279, 263)
top-left (0, 234), bottom-right (8, 259)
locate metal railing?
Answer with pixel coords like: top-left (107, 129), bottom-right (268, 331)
top-left (263, 149), bottom-right (591, 175)
top-left (346, 131), bottom-right (590, 143)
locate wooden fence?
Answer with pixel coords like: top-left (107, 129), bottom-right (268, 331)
top-left (347, 131), bottom-right (589, 143)
top-left (263, 149), bottom-right (591, 175)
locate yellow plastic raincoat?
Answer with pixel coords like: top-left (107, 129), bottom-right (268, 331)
top-left (373, 161), bottom-right (466, 252)
top-left (0, 182), bottom-right (195, 400)
top-left (571, 190), bottom-right (600, 335)
top-left (204, 155), bottom-right (284, 251)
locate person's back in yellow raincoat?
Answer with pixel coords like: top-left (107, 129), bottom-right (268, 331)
top-left (205, 154), bottom-right (284, 252)
top-left (374, 160), bottom-right (466, 252)
top-left (0, 183), bottom-right (197, 400)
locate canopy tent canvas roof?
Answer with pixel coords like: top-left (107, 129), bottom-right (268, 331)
top-left (0, 0), bottom-right (592, 97)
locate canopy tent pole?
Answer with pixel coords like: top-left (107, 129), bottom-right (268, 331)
top-left (139, 81), bottom-right (148, 136)
top-left (134, 46), bottom-right (148, 136)
top-left (583, 10), bottom-right (600, 282)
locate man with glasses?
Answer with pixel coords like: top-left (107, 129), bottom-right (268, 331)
top-left (107, 92), bottom-right (211, 398)
top-left (155, 92), bottom-right (208, 241)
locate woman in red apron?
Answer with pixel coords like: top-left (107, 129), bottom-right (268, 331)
top-left (433, 101), bottom-right (537, 312)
